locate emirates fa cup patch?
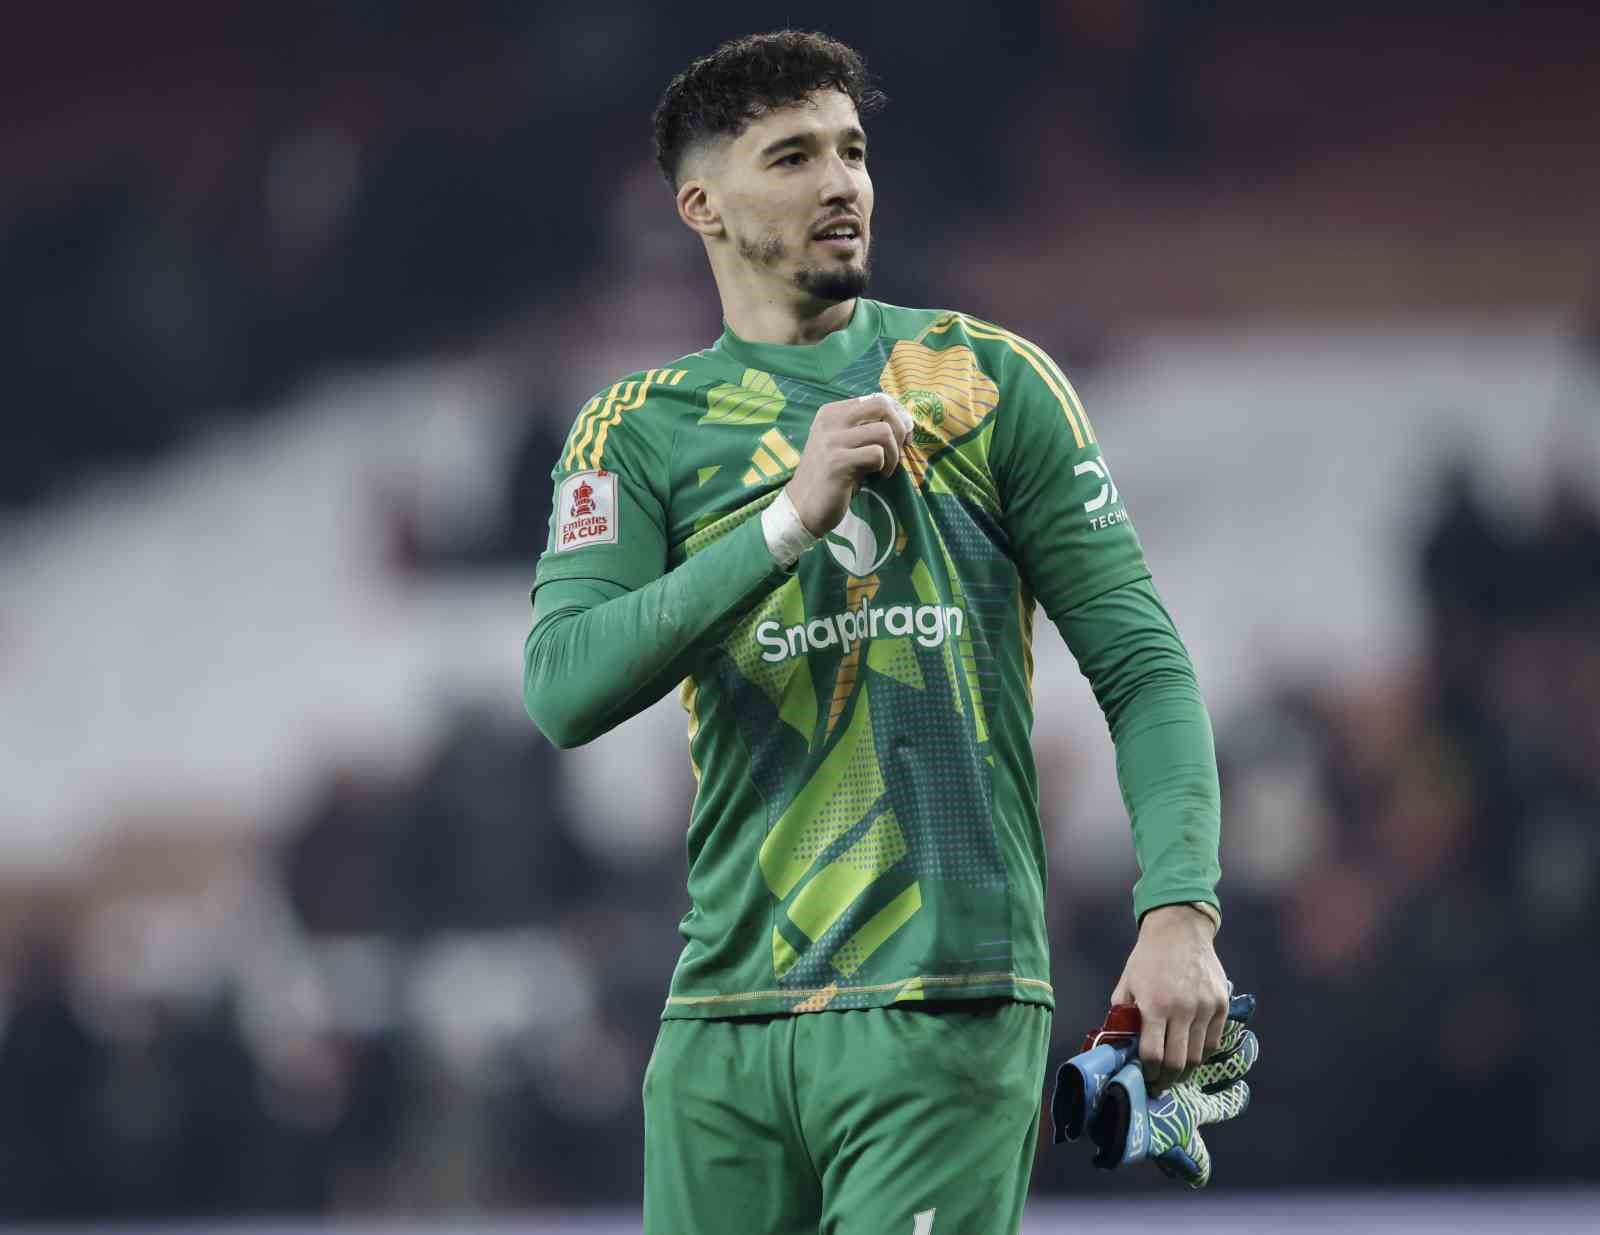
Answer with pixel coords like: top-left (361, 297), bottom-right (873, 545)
top-left (555, 470), bottom-right (618, 551)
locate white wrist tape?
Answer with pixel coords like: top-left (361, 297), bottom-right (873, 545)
top-left (1190, 901), bottom-right (1222, 932)
top-left (761, 487), bottom-right (820, 567)
top-left (885, 394), bottom-right (915, 439)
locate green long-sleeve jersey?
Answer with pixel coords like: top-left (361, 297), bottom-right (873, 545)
top-left (527, 298), bottom-right (1221, 1018)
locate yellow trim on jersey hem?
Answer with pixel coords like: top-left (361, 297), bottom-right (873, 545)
top-left (664, 972), bottom-right (1054, 1008)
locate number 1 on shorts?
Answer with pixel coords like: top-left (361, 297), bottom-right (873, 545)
top-left (912, 1209), bottom-right (936, 1234)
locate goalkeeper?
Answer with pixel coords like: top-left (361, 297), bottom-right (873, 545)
top-left (523, 29), bottom-right (1235, 1235)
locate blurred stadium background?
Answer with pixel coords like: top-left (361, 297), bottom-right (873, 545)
top-left (3, 0), bottom-right (1598, 1230)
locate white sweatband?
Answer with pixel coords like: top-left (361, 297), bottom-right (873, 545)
top-left (761, 487), bottom-right (820, 568)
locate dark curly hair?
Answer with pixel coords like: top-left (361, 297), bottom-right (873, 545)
top-left (652, 31), bottom-right (885, 187)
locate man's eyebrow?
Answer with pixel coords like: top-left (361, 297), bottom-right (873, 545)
top-left (759, 132), bottom-right (812, 158)
top-left (758, 126), bottom-right (869, 158)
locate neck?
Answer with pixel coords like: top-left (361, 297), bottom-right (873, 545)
top-left (713, 260), bottom-right (857, 345)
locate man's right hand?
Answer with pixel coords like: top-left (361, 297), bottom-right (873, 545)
top-left (784, 393), bottom-right (913, 537)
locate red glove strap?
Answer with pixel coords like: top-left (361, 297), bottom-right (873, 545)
top-left (1080, 1003), bottom-right (1143, 1053)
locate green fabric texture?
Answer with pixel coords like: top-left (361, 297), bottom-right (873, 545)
top-left (531, 572), bottom-right (1224, 926)
top-left (523, 298), bottom-right (1223, 1019)
top-left (524, 514), bottom-right (788, 748)
top-left (1058, 578), bottom-right (1222, 924)
top-left (642, 1000), bottom-right (1049, 1234)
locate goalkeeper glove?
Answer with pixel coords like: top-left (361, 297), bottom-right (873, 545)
top-left (1052, 992), bottom-right (1258, 1189)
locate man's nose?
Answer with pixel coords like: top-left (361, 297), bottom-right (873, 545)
top-left (819, 153), bottom-right (860, 203)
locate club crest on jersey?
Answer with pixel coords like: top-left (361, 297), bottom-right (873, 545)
top-left (824, 486), bottom-right (897, 576)
top-left (555, 469), bottom-right (617, 551)
top-left (903, 388), bottom-right (946, 447)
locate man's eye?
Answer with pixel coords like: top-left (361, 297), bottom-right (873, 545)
top-left (776, 152), bottom-right (805, 167)
top-left (846, 147), bottom-right (866, 161)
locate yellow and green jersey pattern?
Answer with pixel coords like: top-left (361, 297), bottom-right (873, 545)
top-left (533, 300), bottom-right (1150, 1018)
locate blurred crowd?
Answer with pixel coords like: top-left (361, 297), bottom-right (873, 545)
top-left (2, 459), bottom-right (1596, 1219)
top-left (1037, 459), bottom-right (1600, 1190)
top-left (4, 0), bottom-right (1599, 1222)
top-left (0, 0), bottom-right (1074, 513)
top-left (2, 3), bottom-right (608, 510)
top-left (9, 1), bottom-right (1597, 513)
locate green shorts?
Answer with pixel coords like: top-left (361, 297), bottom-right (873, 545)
top-left (643, 998), bottom-right (1051, 1235)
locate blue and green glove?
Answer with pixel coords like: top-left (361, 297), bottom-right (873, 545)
top-left (1052, 992), bottom-right (1259, 1189)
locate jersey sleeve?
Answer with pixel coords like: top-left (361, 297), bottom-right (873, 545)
top-left (1060, 578), bottom-right (1222, 925)
top-left (987, 329), bottom-right (1151, 620)
top-left (531, 377), bottom-right (675, 597)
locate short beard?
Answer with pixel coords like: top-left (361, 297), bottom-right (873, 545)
top-left (738, 232), bottom-right (787, 266)
top-left (737, 230), bottom-right (871, 304)
top-left (794, 260), bottom-right (870, 304)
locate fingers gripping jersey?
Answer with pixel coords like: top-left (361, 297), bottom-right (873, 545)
top-left (533, 300), bottom-right (1151, 1017)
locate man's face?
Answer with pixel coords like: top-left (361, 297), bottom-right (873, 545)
top-left (708, 90), bottom-right (874, 304)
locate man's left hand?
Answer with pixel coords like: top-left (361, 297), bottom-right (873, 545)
top-left (1109, 904), bottom-right (1230, 1094)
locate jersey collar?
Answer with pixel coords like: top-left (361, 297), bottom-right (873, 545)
top-left (713, 298), bottom-right (881, 384)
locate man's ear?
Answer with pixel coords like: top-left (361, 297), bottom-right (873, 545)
top-left (677, 179), bottom-right (723, 240)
